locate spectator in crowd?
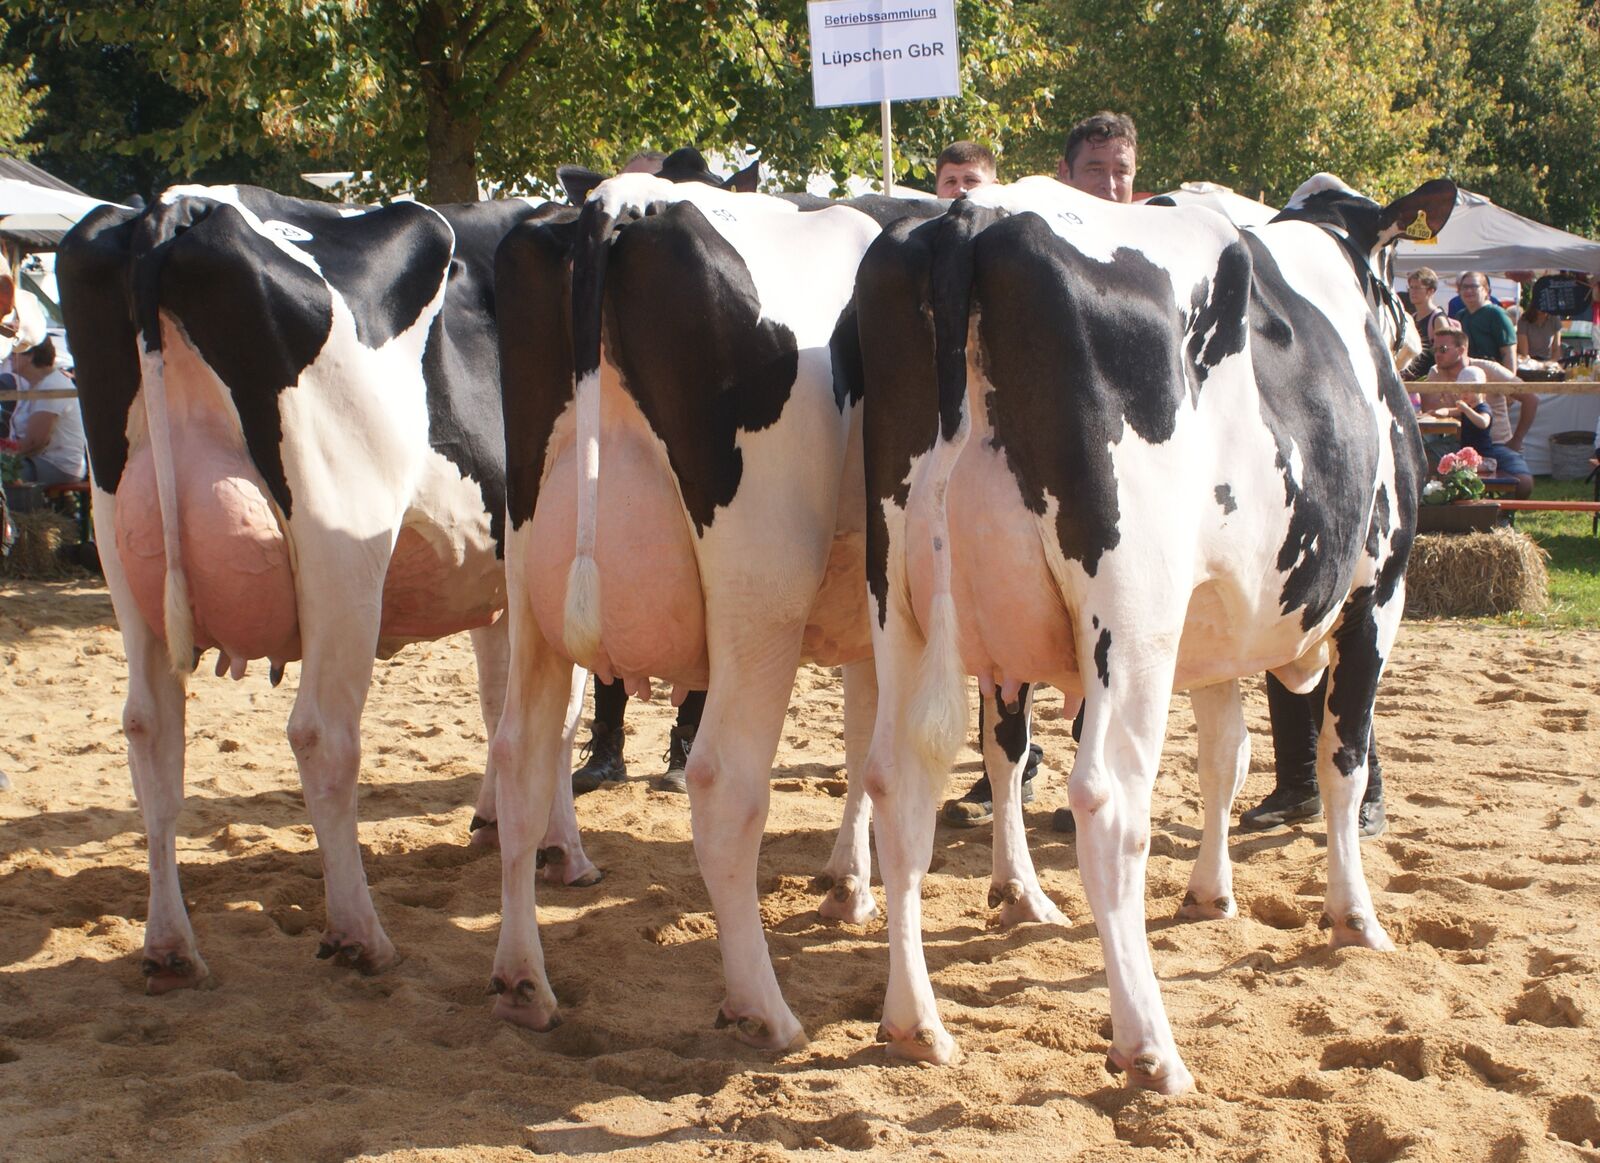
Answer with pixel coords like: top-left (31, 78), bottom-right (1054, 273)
top-left (1421, 316), bottom-right (1535, 498)
top-left (1517, 303), bottom-right (1564, 364)
top-left (1402, 267), bottom-right (1447, 380)
top-left (945, 111), bottom-right (1138, 829)
top-left (7, 337), bottom-right (87, 486)
top-left (934, 141), bottom-right (998, 199)
top-left (1057, 110), bottom-right (1138, 203)
top-left (1455, 271), bottom-right (1518, 371)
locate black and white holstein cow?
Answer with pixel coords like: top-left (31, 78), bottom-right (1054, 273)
top-left (487, 165), bottom-right (1021, 1046)
top-left (57, 185), bottom-right (593, 992)
top-left (855, 174), bottom-right (1454, 1088)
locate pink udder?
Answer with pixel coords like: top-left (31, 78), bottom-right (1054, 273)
top-left (116, 443), bottom-right (299, 663)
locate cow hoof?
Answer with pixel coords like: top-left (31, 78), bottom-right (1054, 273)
top-left (714, 1006), bottom-right (807, 1052)
top-left (989, 879), bottom-right (1067, 928)
top-left (1176, 891), bottom-right (1235, 921)
top-left (140, 949), bottom-right (210, 995)
top-left (878, 1021), bottom-right (960, 1066)
top-left (540, 848), bottom-right (603, 887)
top-left (315, 932), bottom-right (396, 975)
top-left (818, 875), bottom-right (877, 925)
top-left (1107, 1046), bottom-right (1195, 1095)
top-left (468, 815), bottom-right (500, 850)
top-left (1325, 912), bottom-right (1394, 951)
top-left (491, 975), bottom-right (561, 1031)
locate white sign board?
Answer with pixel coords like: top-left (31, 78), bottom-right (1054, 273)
top-left (807, 0), bottom-right (961, 108)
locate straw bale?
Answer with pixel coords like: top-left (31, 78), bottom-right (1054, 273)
top-left (1, 509), bottom-right (79, 579)
top-left (1404, 528), bottom-right (1548, 619)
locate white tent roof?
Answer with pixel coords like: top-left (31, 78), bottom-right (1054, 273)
top-left (1395, 187), bottom-right (1600, 276)
top-left (0, 178), bottom-right (123, 236)
top-left (1143, 182), bottom-right (1279, 226)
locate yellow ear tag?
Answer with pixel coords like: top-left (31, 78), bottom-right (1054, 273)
top-left (1403, 209), bottom-right (1436, 243)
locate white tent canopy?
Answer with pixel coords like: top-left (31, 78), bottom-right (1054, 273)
top-left (0, 178), bottom-right (124, 240)
top-left (1395, 187), bottom-right (1600, 276)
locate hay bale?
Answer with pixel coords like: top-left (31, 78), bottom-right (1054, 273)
top-left (1405, 528), bottom-right (1548, 619)
top-left (1, 509), bottom-right (79, 579)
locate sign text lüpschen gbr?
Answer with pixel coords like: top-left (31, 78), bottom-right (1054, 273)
top-left (807, 0), bottom-right (961, 107)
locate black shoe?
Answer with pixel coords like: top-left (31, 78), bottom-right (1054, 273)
top-left (1358, 799), bottom-right (1387, 839)
top-left (658, 724), bottom-right (695, 793)
top-left (572, 721), bottom-right (626, 794)
top-left (1051, 807), bottom-right (1075, 834)
top-left (1238, 787), bottom-right (1322, 832)
top-left (939, 744), bottom-right (1042, 827)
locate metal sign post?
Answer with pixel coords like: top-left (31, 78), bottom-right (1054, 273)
top-left (807, 0), bottom-right (961, 195)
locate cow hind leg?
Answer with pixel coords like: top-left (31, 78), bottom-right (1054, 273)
top-left (816, 659), bottom-right (877, 925)
top-left (489, 633), bottom-right (574, 1030)
top-left (1318, 591), bottom-right (1397, 952)
top-left (119, 591), bottom-right (209, 993)
top-left (1069, 631), bottom-right (1194, 1095)
top-left (986, 686), bottom-right (1067, 928)
top-left (691, 638), bottom-right (808, 1052)
top-left (466, 621), bottom-right (509, 849)
top-left (288, 605), bottom-right (394, 975)
top-left (537, 662), bottom-right (600, 887)
top-left (868, 615), bottom-right (958, 1065)
top-left (1177, 680), bottom-right (1248, 921)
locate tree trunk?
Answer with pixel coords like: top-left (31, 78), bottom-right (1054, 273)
top-left (424, 97), bottom-right (481, 202)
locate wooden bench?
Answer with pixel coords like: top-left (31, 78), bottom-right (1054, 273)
top-left (1494, 498), bottom-right (1600, 536)
top-left (41, 481), bottom-right (92, 544)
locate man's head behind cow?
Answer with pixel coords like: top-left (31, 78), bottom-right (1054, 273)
top-left (1057, 111), bottom-right (1138, 203)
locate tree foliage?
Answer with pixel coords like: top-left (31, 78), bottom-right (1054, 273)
top-left (2, 0), bottom-right (1598, 235)
top-left (0, 18), bottom-right (42, 155)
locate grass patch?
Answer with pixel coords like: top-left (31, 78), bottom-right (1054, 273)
top-left (1488, 476), bottom-right (1600, 628)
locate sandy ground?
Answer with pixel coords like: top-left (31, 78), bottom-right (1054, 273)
top-left (2, 577), bottom-right (1598, 1162)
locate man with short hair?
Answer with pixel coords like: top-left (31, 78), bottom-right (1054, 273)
top-left (1057, 110), bottom-right (1138, 204)
top-left (934, 141), bottom-right (997, 199)
top-left (1423, 316), bottom-right (1536, 498)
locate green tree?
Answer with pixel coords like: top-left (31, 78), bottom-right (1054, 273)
top-left (11, 0), bottom-right (1062, 200)
top-left (1029, 0), bottom-right (1472, 203)
top-left (0, 17), bottom-right (42, 154)
top-left (1420, 0), bottom-right (1600, 235)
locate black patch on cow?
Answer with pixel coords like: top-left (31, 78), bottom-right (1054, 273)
top-left (294, 202), bottom-right (452, 350)
top-left (1094, 627), bottom-right (1111, 688)
top-left (499, 214), bottom-right (581, 530)
top-left (419, 199), bottom-right (551, 554)
top-left (961, 210), bottom-right (1235, 577)
top-left (57, 205), bottom-right (142, 494)
top-left (1186, 241), bottom-right (1251, 384)
top-left (1325, 584), bottom-right (1383, 778)
top-left (1241, 234), bottom-right (1378, 629)
top-left (1214, 484), bottom-right (1237, 514)
top-left (829, 298), bottom-right (865, 412)
top-left (599, 200), bottom-right (798, 535)
top-left (1365, 482), bottom-right (1391, 559)
top-left (1091, 614), bottom-right (1099, 629)
top-left (136, 201), bottom-right (338, 516)
top-left (989, 683), bottom-right (1032, 764)
top-left (856, 216), bottom-right (942, 627)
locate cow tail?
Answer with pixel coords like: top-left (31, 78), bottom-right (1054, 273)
top-left (132, 208), bottom-right (195, 679)
top-left (906, 203), bottom-right (989, 787)
top-left (138, 330), bottom-right (194, 678)
top-left (561, 200), bottom-right (614, 666)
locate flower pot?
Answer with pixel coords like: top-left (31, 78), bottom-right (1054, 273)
top-left (1416, 499), bottom-right (1501, 534)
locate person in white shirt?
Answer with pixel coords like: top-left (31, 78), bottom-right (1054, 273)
top-left (8, 337), bottom-right (87, 486)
